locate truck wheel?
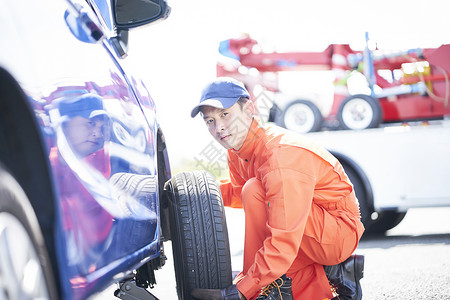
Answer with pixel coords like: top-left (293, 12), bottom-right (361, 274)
top-left (276, 100), bottom-right (323, 133)
top-left (165, 171), bottom-right (232, 300)
top-left (337, 94), bottom-right (382, 130)
top-left (341, 161), bottom-right (373, 232)
top-left (0, 165), bottom-right (58, 300)
top-left (342, 161), bottom-right (407, 235)
top-left (365, 210), bottom-right (407, 235)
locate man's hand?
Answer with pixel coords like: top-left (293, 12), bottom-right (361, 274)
top-left (191, 284), bottom-right (245, 300)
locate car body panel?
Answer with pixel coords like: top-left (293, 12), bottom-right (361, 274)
top-left (0, 0), bottom-right (165, 298)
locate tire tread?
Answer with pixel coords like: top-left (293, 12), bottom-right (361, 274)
top-left (166, 171), bottom-right (232, 299)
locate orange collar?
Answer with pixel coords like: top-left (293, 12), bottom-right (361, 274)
top-left (231, 118), bottom-right (265, 161)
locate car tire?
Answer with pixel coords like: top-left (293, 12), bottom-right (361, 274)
top-left (337, 94), bottom-right (382, 130)
top-left (0, 165), bottom-right (58, 300)
top-left (165, 171), bottom-right (232, 300)
top-left (275, 99), bottom-right (323, 133)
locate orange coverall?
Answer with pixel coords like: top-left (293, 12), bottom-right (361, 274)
top-left (220, 119), bottom-right (365, 300)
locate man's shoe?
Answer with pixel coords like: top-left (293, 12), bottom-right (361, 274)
top-left (255, 274), bottom-right (293, 300)
top-left (324, 254), bottom-right (364, 300)
top-left (191, 284), bottom-right (241, 300)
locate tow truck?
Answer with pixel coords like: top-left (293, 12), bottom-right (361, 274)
top-left (217, 35), bottom-right (450, 234)
top-left (218, 34), bottom-right (450, 133)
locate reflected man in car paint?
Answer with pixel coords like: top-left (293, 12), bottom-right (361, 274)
top-left (49, 93), bottom-right (114, 274)
top-left (61, 108), bottom-right (109, 158)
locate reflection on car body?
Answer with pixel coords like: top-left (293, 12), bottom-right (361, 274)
top-left (0, 0), bottom-right (168, 298)
top-left (0, 0), bottom-right (234, 299)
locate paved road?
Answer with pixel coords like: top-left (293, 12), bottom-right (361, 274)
top-left (358, 207), bottom-right (450, 300)
top-left (92, 207), bottom-right (450, 299)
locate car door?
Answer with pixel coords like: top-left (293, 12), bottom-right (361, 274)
top-left (0, 0), bottom-right (160, 298)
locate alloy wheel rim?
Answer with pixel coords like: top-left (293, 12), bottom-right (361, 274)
top-left (284, 103), bottom-right (315, 133)
top-left (342, 98), bottom-right (373, 129)
top-left (0, 212), bottom-right (49, 300)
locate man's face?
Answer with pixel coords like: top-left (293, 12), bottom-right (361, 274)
top-left (201, 101), bottom-right (253, 150)
top-left (63, 115), bottom-right (109, 157)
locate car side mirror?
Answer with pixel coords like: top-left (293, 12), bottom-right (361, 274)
top-left (113, 0), bottom-right (170, 30)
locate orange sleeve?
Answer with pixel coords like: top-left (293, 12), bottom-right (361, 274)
top-left (237, 149), bottom-right (318, 298)
top-left (219, 159), bottom-right (245, 208)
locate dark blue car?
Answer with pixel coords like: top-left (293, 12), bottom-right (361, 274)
top-left (0, 0), bottom-right (231, 299)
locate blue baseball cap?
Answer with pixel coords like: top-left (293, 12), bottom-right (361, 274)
top-left (191, 77), bottom-right (250, 118)
top-left (58, 93), bottom-right (108, 120)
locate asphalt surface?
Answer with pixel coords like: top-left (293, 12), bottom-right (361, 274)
top-left (92, 207), bottom-right (450, 300)
top-left (358, 207), bottom-right (450, 300)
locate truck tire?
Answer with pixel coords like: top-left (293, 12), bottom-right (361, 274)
top-left (341, 161), bottom-right (372, 232)
top-left (337, 94), bottom-right (382, 130)
top-left (276, 99), bottom-right (323, 133)
top-left (366, 210), bottom-right (407, 235)
top-left (0, 165), bottom-right (58, 300)
top-left (342, 161), bottom-right (407, 235)
top-left (165, 171), bottom-right (232, 300)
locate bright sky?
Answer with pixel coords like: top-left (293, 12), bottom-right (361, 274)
top-left (125, 0), bottom-right (450, 167)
